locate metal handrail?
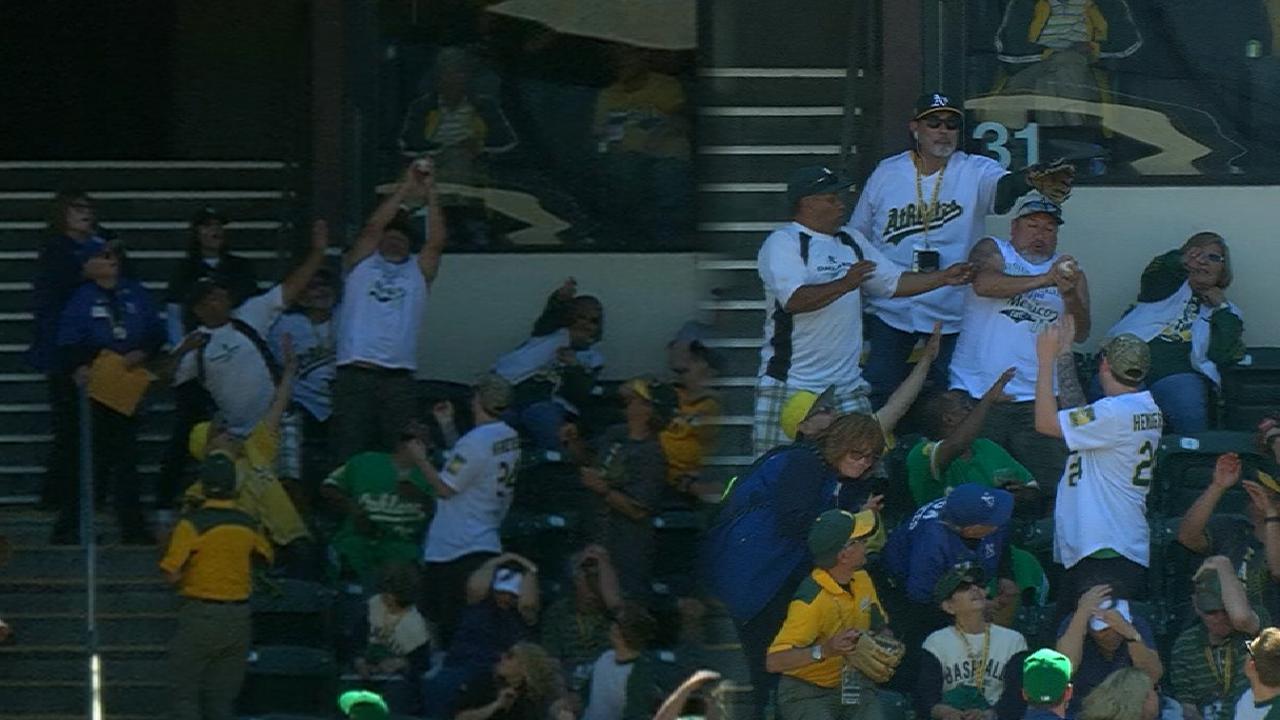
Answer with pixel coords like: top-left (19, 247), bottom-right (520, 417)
top-left (77, 388), bottom-right (101, 718)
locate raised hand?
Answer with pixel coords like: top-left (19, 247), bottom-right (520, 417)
top-left (982, 367), bottom-right (1017, 402)
top-left (922, 322), bottom-right (943, 362)
top-left (1211, 453), bottom-right (1242, 490)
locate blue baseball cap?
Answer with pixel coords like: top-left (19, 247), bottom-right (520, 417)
top-left (787, 165), bottom-right (854, 206)
top-left (942, 483), bottom-right (1013, 528)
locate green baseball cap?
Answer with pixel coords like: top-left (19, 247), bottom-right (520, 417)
top-left (1102, 333), bottom-right (1150, 385)
top-left (933, 562), bottom-right (986, 604)
top-left (339, 690), bottom-right (389, 719)
top-left (1022, 648), bottom-right (1072, 704)
top-left (1194, 568), bottom-right (1225, 613)
top-left (808, 509), bottom-right (878, 566)
top-left (200, 451), bottom-right (238, 500)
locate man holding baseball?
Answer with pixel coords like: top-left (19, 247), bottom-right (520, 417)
top-left (846, 93), bottom-right (1072, 408)
top-left (949, 195), bottom-right (1090, 490)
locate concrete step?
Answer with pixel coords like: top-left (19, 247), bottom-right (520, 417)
top-left (0, 193), bottom-right (292, 223)
top-left (0, 679), bottom-right (168, 715)
top-left (698, 111), bottom-right (845, 146)
top-left (1, 545), bottom-right (164, 578)
top-left (699, 74), bottom-right (848, 107)
top-left (0, 245), bottom-right (286, 284)
top-left (0, 579), bottom-right (174, 614)
top-left (0, 160), bottom-right (296, 192)
top-left (699, 150), bottom-right (843, 184)
top-left (0, 645), bottom-right (167, 683)
top-left (1, 613), bottom-right (175, 646)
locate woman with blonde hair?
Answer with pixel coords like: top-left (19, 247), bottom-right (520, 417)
top-left (1106, 231), bottom-right (1244, 434)
top-left (1081, 667), bottom-right (1159, 720)
top-left (453, 642), bottom-right (564, 720)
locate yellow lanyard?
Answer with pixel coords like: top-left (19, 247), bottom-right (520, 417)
top-left (1205, 642), bottom-right (1235, 698)
top-left (954, 625), bottom-right (992, 692)
top-left (913, 151), bottom-right (947, 246)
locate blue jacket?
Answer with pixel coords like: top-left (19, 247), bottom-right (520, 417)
top-left (701, 444), bottom-right (842, 623)
top-left (56, 279), bottom-right (165, 372)
top-left (881, 496), bottom-right (1010, 604)
top-left (27, 234), bottom-right (105, 372)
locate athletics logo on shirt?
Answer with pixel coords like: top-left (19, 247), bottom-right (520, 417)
top-left (1068, 406), bottom-right (1096, 427)
top-left (881, 200), bottom-right (964, 245)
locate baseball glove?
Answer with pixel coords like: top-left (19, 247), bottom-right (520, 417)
top-left (1024, 158), bottom-right (1075, 204)
top-left (847, 632), bottom-right (906, 684)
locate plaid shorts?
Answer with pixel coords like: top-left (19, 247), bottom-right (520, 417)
top-left (752, 378), bottom-right (873, 457)
top-left (276, 409), bottom-right (303, 480)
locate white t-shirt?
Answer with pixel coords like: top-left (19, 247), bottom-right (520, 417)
top-left (1235, 689), bottom-right (1270, 720)
top-left (337, 253), bottom-right (428, 370)
top-left (922, 624), bottom-right (1028, 708)
top-left (582, 650), bottom-right (635, 720)
top-left (1053, 391), bottom-right (1162, 569)
top-left (422, 420), bottom-right (522, 563)
top-left (847, 150), bottom-right (1008, 334)
top-left (175, 285), bottom-right (286, 435)
top-left (949, 238), bottom-right (1062, 402)
top-left (367, 594), bottom-right (432, 657)
top-left (493, 328), bottom-right (605, 386)
top-left (757, 222), bottom-right (903, 391)
top-left (269, 311), bottom-right (337, 421)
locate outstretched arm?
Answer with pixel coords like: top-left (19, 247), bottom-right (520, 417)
top-left (932, 368), bottom-right (1016, 476)
top-left (1033, 318), bottom-right (1073, 438)
top-left (344, 162), bottom-right (426, 272)
top-left (875, 323), bottom-right (941, 436)
top-left (279, 220), bottom-right (330, 307)
top-left (417, 159), bottom-right (446, 282)
top-left (262, 333), bottom-right (297, 434)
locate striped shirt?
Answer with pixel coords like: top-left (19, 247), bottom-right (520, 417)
top-left (1038, 0), bottom-right (1090, 49)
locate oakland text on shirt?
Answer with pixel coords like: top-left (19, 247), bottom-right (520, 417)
top-left (813, 252), bottom-right (853, 280)
top-left (881, 199), bottom-right (965, 246)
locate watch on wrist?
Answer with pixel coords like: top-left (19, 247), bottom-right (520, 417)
top-left (810, 644), bottom-right (824, 662)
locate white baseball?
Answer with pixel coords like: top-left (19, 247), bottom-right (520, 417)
top-left (1057, 259), bottom-right (1077, 277)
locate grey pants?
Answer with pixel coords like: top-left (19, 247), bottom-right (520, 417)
top-left (979, 400), bottom-right (1069, 493)
top-left (777, 674), bottom-right (884, 720)
top-left (333, 365), bottom-right (418, 463)
top-left (169, 599), bottom-right (252, 720)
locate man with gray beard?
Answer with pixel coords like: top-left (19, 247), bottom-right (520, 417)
top-left (948, 195), bottom-right (1091, 490)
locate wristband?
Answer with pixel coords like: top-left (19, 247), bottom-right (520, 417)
top-left (1266, 516), bottom-right (1280, 524)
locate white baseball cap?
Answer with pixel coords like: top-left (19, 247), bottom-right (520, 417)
top-left (492, 567), bottom-right (523, 596)
top-left (1089, 598), bottom-right (1132, 632)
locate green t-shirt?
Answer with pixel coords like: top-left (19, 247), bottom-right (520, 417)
top-left (1168, 623), bottom-right (1252, 710)
top-left (325, 452), bottom-right (434, 579)
top-left (906, 438), bottom-right (1035, 507)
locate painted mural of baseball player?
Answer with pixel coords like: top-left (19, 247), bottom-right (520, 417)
top-left (846, 92), bottom-right (1074, 408)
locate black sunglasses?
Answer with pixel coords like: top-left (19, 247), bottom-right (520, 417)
top-left (923, 115), bottom-right (962, 130)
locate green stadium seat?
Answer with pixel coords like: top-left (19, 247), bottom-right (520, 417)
top-left (238, 645), bottom-right (338, 716)
top-left (1152, 431), bottom-right (1263, 517)
top-left (251, 578), bottom-right (336, 648)
top-left (1220, 347), bottom-right (1280, 431)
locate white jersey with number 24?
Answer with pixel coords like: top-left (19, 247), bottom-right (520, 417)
top-left (1053, 390), bottom-right (1163, 569)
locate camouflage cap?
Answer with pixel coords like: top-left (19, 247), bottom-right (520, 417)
top-left (474, 373), bottom-right (513, 415)
top-left (1103, 333), bottom-right (1150, 385)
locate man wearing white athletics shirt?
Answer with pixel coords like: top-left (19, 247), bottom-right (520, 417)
top-left (334, 159), bottom-right (446, 462)
top-left (847, 92), bottom-right (1049, 408)
top-left (420, 373), bottom-right (521, 642)
top-left (173, 220), bottom-right (330, 436)
top-left (949, 195), bottom-right (1090, 490)
top-left (753, 165), bottom-right (974, 456)
top-left (1035, 318), bottom-right (1161, 609)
